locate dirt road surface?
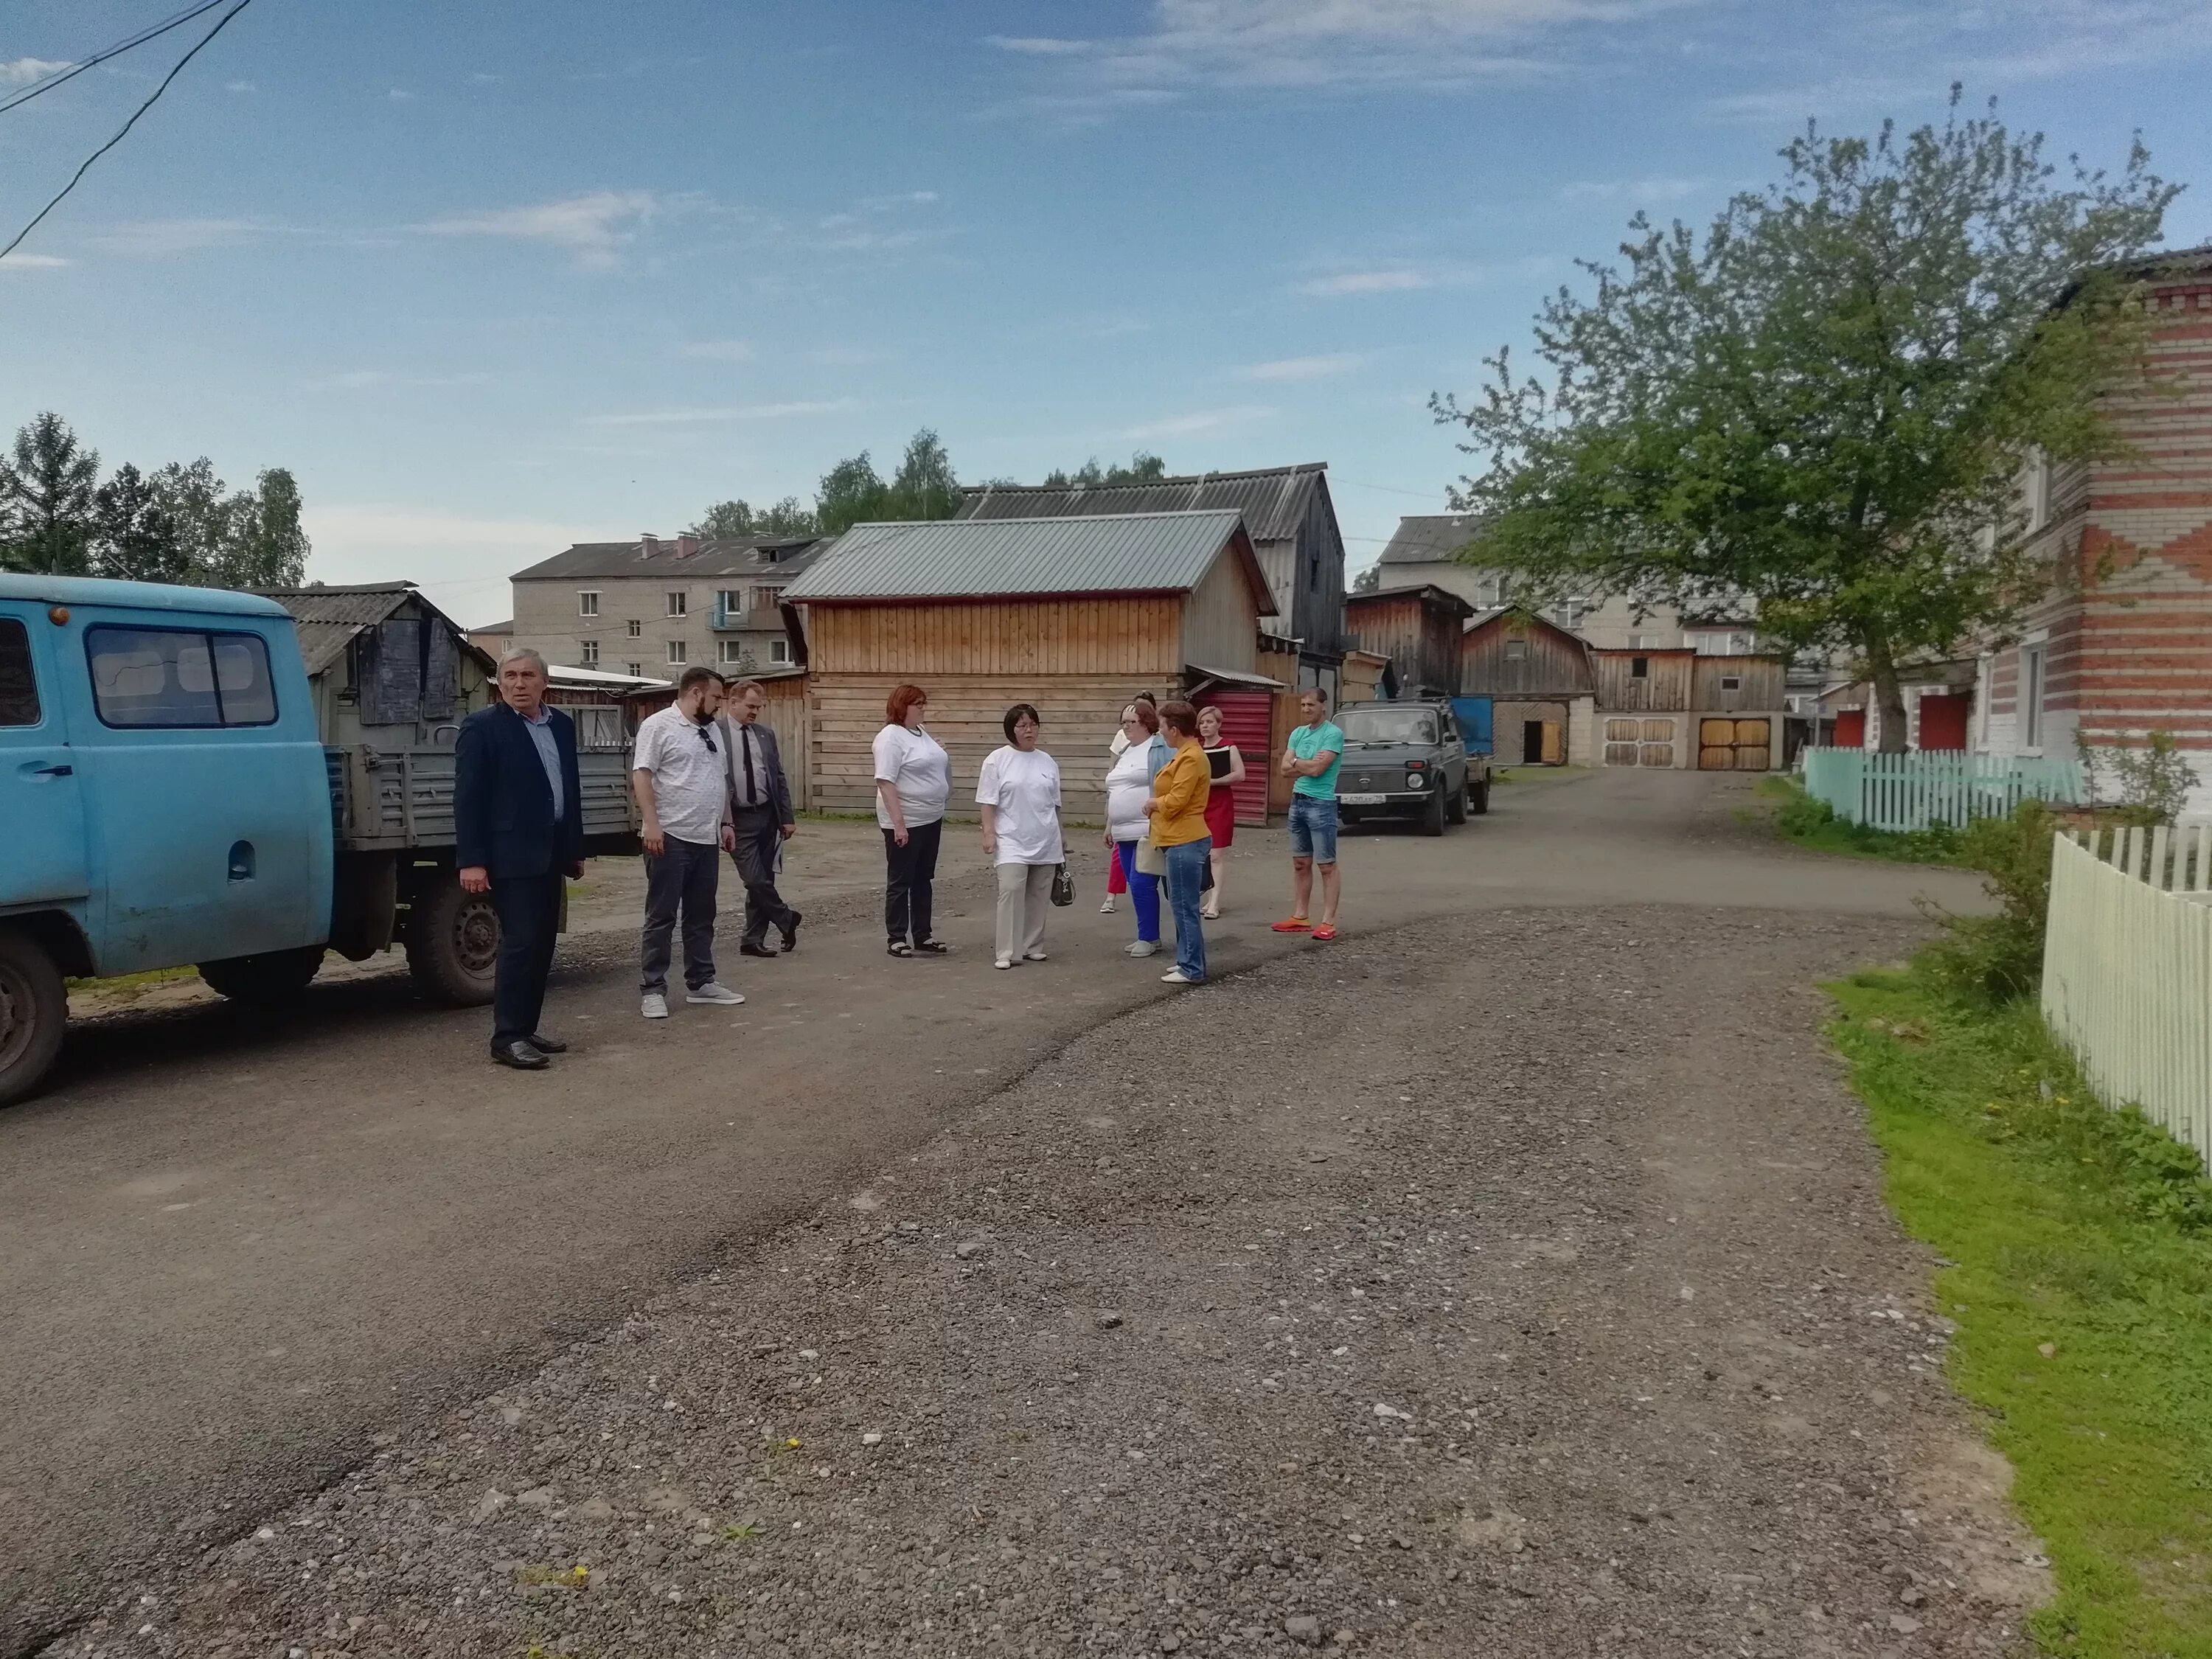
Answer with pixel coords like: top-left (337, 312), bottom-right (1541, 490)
top-left (1, 771), bottom-right (2000, 1654)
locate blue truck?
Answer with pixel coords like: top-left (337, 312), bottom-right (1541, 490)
top-left (0, 574), bottom-right (636, 1105)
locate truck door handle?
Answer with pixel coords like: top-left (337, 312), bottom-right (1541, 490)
top-left (20, 761), bottom-right (72, 777)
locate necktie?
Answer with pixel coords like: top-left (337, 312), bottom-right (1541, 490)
top-left (742, 726), bottom-right (759, 807)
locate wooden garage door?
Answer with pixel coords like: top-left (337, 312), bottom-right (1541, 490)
top-left (1606, 717), bottom-right (1677, 768)
top-left (1699, 717), bottom-right (1771, 771)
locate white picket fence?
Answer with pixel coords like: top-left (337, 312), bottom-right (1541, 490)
top-left (1802, 747), bottom-right (2082, 832)
top-left (2042, 830), bottom-right (2212, 1161)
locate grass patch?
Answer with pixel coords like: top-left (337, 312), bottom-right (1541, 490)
top-left (1752, 774), bottom-right (1966, 865)
top-left (1830, 963), bottom-right (2212, 1655)
top-left (64, 964), bottom-right (198, 996)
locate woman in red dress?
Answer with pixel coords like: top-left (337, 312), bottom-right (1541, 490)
top-left (1196, 703), bottom-right (1247, 921)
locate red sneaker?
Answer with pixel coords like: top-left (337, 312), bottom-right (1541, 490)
top-left (1270, 917), bottom-right (1312, 933)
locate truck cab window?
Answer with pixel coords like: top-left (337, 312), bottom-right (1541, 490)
top-left (86, 626), bottom-right (277, 728)
top-left (0, 619), bottom-right (39, 726)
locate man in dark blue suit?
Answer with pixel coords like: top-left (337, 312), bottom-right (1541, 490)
top-left (454, 647), bottom-right (585, 1071)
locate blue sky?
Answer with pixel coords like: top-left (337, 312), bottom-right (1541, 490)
top-left (4, 0), bottom-right (2209, 625)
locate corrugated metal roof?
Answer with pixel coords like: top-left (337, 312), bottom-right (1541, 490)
top-left (1375, 512), bottom-right (1489, 566)
top-left (512, 535), bottom-right (824, 582)
top-left (254, 583), bottom-right (486, 678)
top-left (1349, 583), bottom-right (1475, 616)
top-left (956, 464), bottom-right (1326, 543)
top-left (784, 511), bottom-right (1274, 613)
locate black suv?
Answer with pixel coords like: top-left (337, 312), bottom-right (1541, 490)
top-left (1331, 699), bottom-right (1491, 835)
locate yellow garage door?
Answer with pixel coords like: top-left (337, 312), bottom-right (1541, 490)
top-left (1699, 717), bottom-right (1770, 771)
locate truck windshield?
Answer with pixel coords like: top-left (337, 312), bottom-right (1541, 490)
top-left (1339, 708), bottom-right (1437, 746)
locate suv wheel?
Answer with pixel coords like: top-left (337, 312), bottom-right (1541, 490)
top-left (1420, 785), bottom-right (1447, 837)
top-left (1446, 779), bottom-right (1470, 825)
top-left (0, 929), bottom-right (67, 1107)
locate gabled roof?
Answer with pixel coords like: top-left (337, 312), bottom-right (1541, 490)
top-left (784, 510), bottom-right (1276, 613)
top-left (253, 582), bottom-right (489, 678)
top-left (512, 535), bottom-right (824, 583)
top-left (1348, 582), bottom-right (1476, 618)
top-left (1463, 604), bottom-right (1595, 653)
top-left (1375, 512), bottom-right (1489, 567)
top-left (957, 463), bottom-right (1328, 543)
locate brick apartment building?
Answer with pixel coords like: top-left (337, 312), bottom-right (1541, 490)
top-left (1974, 245), bottom-right (2212, 814)
top-left (508, 532), bottom-right (819, 680)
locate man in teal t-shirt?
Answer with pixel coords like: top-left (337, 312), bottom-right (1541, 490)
top-left (1274, 688), bottom-right (1344, 939)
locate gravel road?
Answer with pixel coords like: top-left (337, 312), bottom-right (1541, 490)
top-left (43, 902), bottom-right (2045, 1658)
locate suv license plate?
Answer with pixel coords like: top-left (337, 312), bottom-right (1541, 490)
top-left (1338, 793), bottom-right (1385, 806)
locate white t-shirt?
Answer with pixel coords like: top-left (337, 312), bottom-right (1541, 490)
top-left (873, 723), bottom-right (951, 830)
top-left (631, 705), bottom-right (728, 846)
top-left (975, 745), bottom-right (1064, 865)
top-left (1103, 741), bottom-right (1155, 844)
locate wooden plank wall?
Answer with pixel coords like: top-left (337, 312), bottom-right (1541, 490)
top-left (1690, 655), bottom-right (1787, 711)
top-left (810, 673), bottom-right (1138, 818)
top-left (1593, 650), bottom-right (1694, 712)
top-left (759, 675), bottom-right (810, 813)
top-left (807, 597), bottom-right (1181, 679)
top-left (1347, 594), bottom-right (1464, 692)
top-left (1178, 552), bottom-right (1263, 673)
top-left (1461, 616), bottom-right (1594, 699)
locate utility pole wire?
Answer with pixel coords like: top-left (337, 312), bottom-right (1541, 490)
top-left (0, 0), bottom-right (256, 265)
top-left (0, 1), bottom-right (233, 119)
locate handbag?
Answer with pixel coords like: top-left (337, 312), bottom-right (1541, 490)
top-left (1050, 863), bottom-right (1075, 907)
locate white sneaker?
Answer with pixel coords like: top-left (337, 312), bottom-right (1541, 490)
top-left (1125, 939), bottom-right (1159, 958)
top-left (1161, 969), bottom-right (1199, 984)
top-left (687, 982), bottom-right (745, 1006)
top-left (1023, 949), bottom-right (1048, 962)
top-left (1099, 897), bottom-right (1119, 914)
top-left (641, 992), bottom-right (669, 1019)
top-left (993, 956), bottom-right (1014, 970)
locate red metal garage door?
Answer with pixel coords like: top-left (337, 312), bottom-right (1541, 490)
top-left (1918, 693), bottom-right (1969, 751)
top-left (1193, 689), bottom-right (1272, 825)
top-left (1833, 709), bottom-right (1865, 749)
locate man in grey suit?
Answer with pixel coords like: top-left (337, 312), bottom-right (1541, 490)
top-left (717, 676), bottom-right (802, 957)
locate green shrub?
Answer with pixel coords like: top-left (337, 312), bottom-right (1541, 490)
top-left (1920, 799), bottom-right (2059, 1003)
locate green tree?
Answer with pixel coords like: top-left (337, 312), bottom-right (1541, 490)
top-left (1351, 563), bottom-right (1382, 595)
top-left (689, 495), bottom-right (822, 540)
top-left (91, 462), bottom-right (189, 583)
top-left (1043, 451), bottom-right (1169, 488)
top-left (0, 411), bottom-right (100, 575)
top-left (690, 499), bottom-right (759, 539)
top-left (887, 427), bottom-right (961, 521)
top-left (815, 451), bottom-right (890, 535)
top-left (753, 495), bottom-right (818, 537)
top-left (1434, 89), bottom-right (2177, 751)
top-left (221, 467), bottom-right (311, 587)
top-left (148, 457), bottom-right (242, 581)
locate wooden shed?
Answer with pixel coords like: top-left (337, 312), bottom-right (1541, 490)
top-left (254, 583), bottom-right (495, 747)
top-left (1593, 647), bottom-right (1787, 770)
top-left (1459, 606), bottom-right (1597, 765)
top-left (1345, 584), bottom-right (1474, 697)
top-left (782, 511), bottom-right (1277, 816)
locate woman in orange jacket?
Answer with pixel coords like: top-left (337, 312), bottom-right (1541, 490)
top-left (1143, 701), bottom-right (1213, 985)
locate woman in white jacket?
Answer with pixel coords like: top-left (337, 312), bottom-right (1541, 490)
top-left (1102, 701), bottom-right (1169, 957)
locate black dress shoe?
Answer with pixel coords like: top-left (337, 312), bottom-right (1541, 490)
top-left (491, 1039), bottom-right (549, 1071)
top-left (527, 1032), bottom-right (568, 1054)
top-left (782, 910), bottom-right (803, 953)
top-left (739, 941), bottom-right (779, 960)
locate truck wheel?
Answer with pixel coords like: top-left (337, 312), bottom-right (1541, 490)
top-left (1470, 776), bottom-right (1492, 815)
top-left (198, 945), bottom-right (325, 1006)
top-left (406, 874), bottom-right (499, 1006)
top-left (1447, 779), bottom-right (1470, 825)
top-left (0, 929), bottom-right (68, 1108)
top-left (1421, 785), bottom-right (1447, 837)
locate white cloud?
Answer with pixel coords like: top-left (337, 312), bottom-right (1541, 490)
top-left (675, 339), bottom-right (755, 362)
top-left (225, 79), bottom-right (254, 93)
top-left (305, 370), bottom-right (492, 390)
top-left (1118, 404), bottom-right (1275, 439)
top-left (1562, 175), bottom-right (1705, 203)
top-left (1239, 352), bottom-right (1365, 380)
top-left (0, 57), bottom-right (69, 84)
top-left (986, 35), bottom-right (1099, 55)
top-left (0, 251), bottom-right (69, 271)
top-left (1296, 269), bottom-right (1431, 297)
top-left (417, 191), bottom-right (659, 268)
top-left (90, 218), bottom-right (266, 255)
top-left (387, 88), bottom-right (414, 102)
top-left (581, 399), bottom-right (862, 427)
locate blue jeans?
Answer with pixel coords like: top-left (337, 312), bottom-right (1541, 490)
top-left (1164, 837), bottom-right (1211, 981)
top-left (1287, 795), bottom-right (1339, 863)
top-left (1114, 841), bottom-right (1162, 942)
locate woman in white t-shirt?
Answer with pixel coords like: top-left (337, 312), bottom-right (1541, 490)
top-left (976, 702), bottom-right (1066, 970)
top-left (874, 683), bottom-right (953, 958)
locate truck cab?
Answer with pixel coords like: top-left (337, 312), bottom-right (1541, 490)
top-left (0, 575), bottom-right (333, 1103)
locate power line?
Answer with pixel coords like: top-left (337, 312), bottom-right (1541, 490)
top-left (0, 1), bottom-right (232, 119)
top-left (0, 0), bottom-right (255, 265)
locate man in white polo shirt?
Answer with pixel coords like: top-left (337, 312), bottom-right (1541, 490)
top-left (630, 666), bottom-right (743, 1018)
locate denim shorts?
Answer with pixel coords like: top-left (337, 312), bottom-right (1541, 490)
top-left (1287, 795), bottom-right (1339, 863)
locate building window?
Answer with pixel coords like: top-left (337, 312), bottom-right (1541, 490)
top-left (769, 639), bottom-right (791, 665)
top-left (1549, 599), bottom-right (1587, 631)
top-left (717, 589), bottom-right (742, 616)
top-left (1476, 574), bottom-right (1508, 609)
top-left (718, 639), bottom-right (748, 665)
top-left (1627, 633), bottom-right (1652, 649)
top-left (2027, 450), bottom-right (2051, 532)
top-left (667, 640), bottom-right (686, 665)
top-left (666, 591), bottom-right (688, 618)
top-left (2020, 642), bottom-right (2047, 748)
top-left (578, 591), bottom-right (599, 617)
top-left (626, 662), bottom-right (642, 678)
top-left (627, 619), bottom-right (642, 639)
top-left (1505, 637), bottom-right (1528, 662)
top-left (1309, 551), bottom-right (1320, 589)
top-left (580, 639), bottom-right (599, 666)
top-left (1630, 655), bottom-right (1649, 680)
top-left (1720, 674), bottom-right (1742, 692)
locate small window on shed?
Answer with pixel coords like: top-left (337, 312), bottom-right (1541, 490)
top-left (1721, 674), bottom-right (1742, 692)
top-left (1505, 638), bottom-right (1528, 661)
top-left (1631, 655), bottom-right (1649, 679)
